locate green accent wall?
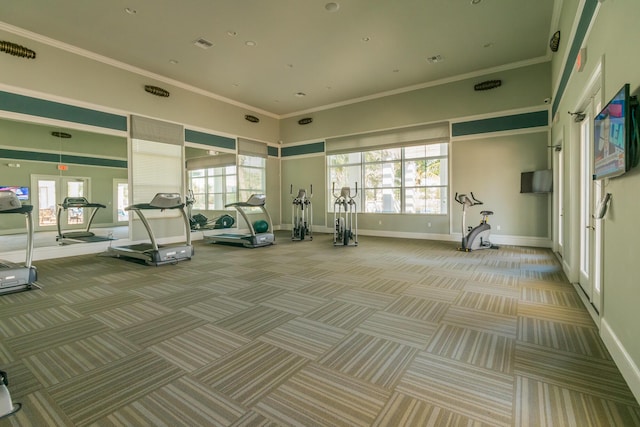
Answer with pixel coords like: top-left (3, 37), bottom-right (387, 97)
top-left (0, 91), bottom-right (127, 131)
top-left (185, 129), bottom-right (236, 150)
top-left (452, 111), bottom-right (548, 136)
top-left (268, 146), bottom-right (279, 157)
top-left (281, 142), bottom-right (325, 157)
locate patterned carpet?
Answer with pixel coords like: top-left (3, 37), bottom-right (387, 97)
top-left (1, 231), bottom-right (639, 426)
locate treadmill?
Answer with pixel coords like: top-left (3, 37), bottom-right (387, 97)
top-left (56, 197), bottom-right (110, 243)
top-left (206, 194), bottom-right (275, 248)
top-left (106, 193), bottom-right (193, 266)
top-left (0, 191), bottom-right (38, 295)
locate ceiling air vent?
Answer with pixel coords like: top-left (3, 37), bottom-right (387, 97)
top-left (193, 38), bottom-right (214, 49)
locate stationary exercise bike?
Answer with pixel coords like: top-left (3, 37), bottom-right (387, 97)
top-left (290, 184), bottom-right (313, 241)
top-left (333, 183), bottom-right (358, 246)
top-left (454, 192), bottom-right (498, 251)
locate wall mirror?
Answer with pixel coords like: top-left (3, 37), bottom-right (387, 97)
top-left (0, 117), bottom-right (128, 253)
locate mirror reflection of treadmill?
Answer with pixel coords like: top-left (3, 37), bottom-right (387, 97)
top-left (106, 193), bottom-right (193, 266)
top-left (56, 197), bottom-right (111, 244)
top-left (206, 194), bottom-right (275, 248)
top-left (0, 191), bottom-right (38, 295)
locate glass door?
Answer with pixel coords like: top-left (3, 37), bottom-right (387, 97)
top-left (32, 175), bottom-right (89, 231)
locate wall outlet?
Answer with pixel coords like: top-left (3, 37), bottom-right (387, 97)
top-left (496, 225), bottom-right (501, 231)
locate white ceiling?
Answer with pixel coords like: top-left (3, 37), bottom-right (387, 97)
top-left (0, 0), bottom-right (558, 117)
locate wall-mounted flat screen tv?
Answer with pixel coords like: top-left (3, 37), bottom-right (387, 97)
top-left (520, 170), bottom-right (553, 193)
top-left (593, 83), bottom-right (638, 180)
top-left (0, 186), bottom-right (29, 201)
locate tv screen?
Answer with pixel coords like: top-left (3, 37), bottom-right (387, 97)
top-left (0, 186), bottom-right (29, 201)
top-left (520, 170), bottom-right (553, 193)
top-left (593, 84), bottom-right (631, 180)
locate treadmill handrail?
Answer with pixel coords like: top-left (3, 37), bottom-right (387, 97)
top-left (57, 197), bottom-right (107, 236)
top-left (225, 194), bottom-right (266, 208)
top-left (126, 203), bottom-right (185, 210)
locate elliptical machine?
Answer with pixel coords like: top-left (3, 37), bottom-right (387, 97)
top-left (454, 192), bottom-right (498, 251)
top-left (291, 184), bottom-right (313, 241)
top-left (333, 183), bottom-right (358, 246)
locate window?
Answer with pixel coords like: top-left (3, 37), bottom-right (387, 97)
top-left (327, 143), bottom-right (448, 214)
top-left (237, 155), bottom-right (265, 202)
top-left (188, 165), bottom-right (237, 209)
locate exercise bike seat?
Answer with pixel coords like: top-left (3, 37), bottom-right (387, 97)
top-left (480, 210), bottom-right (493, 216)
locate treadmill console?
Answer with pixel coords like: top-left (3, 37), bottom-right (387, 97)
top-left (0, 191), bottom-right (22, 211)
top-left (62, 197), bottom-right (90, 207)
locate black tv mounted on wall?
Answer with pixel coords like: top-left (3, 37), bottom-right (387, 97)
top-left (520, 169), bottom-right (553, 193)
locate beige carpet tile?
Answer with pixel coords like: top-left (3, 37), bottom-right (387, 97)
top-left (227, 284), bottom-right (288, 304)
top-left (519, 286), bottom-right (583, 308)
top-left (126, 281), bottom-right (191, 299)
top-left (514, 342), bottom-right (637, 405)
top-left (396, 352), bottom-right (514, 427)
top-left (455, 290), bottom-right (519, 316)
top-left (47, 350), bottom-right (184, 426)
top-left (464, 281), bottom-right (521, 298)
top-left (333, 288), bottom-right (398, 310)
top-left (0, 305), bottom-right (84, 338)
top-left (24, 331), bottom-right (140, 387)
top-left (2, 359), bottom-right (43, 399)
top-left (297, 280), bottom-right (349, 298)
top-left (92, 376), bottom-right (246, 427)
top-left (426, 267), bottom-right (475, 280)
top-left (372, 391), bottom-right (495, 427)
top-left (259, 291), bottom-right (329, 315)
top-left (305, 300), bottom-right (376, 330)
top-left (229, 411), bottom-right (281, 427)
top-left (471, 271), bottom-right (520, 287)
top-left (515, 376), bottom-right (640, 427)
top-left (519, 269), bottom-right (567, 282)
top-left (90, 300), bottom-right (174, 329)
top-left (384, 295), bottom-right (450, 322)
top-left (0, 295), bottom-right (66, 317)
top-left (357, 277), bottom-right (413, 295)
top-left (69, 292), bottom-right (145, 316)
top-left (149, 323), bottom-right (250, 372)
top-left (214, 305), bottom-right (297, 339)
top-left (195, 276), bottom-right (256, 294)
top-left (442, 305), bottom-right (518, 337)
top-left (52, 285), bottom-right (120, 304)
top-left (150, 287), bottom-right (218, 310)
top-left (258, 317), bottom-right (348, 360)
top-left (517, 302), bottom-right (594, 327)
top-left (418, 274), bottom-right (468, 290)
top-left (192, 340), bottom-right (309, 407)
top-left (425, 324), bottom-right (515, 373)
top-left (236, 269), bottom-right (283, 284)
top-left (355, 311), bottom-right (437, 349)
top-left (4, 317), bottom-right (110, 357)
top-left (92, 269), bottom-right (151, 286)
top-left (378, 269), bottom-right (433, 283)
top-left (317, 331), bottom-right (419, 389)
top-left (117, 311), bottom-right (208, 348)
top-left (259, 274), bottom-right (316, 291)
top-left (2, 390), bottom-right (74, 427)
top-left (254, 363), bottom-right (390, 427)
top-left (517, 317), bottom-right (609, 358)
top-left (403, 283), bottom-right (462, 303)
top-left (180, 295), bottom-right (255, 322)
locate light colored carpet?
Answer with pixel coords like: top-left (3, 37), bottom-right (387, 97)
top-left (1, 231), bottom-right (639, 426)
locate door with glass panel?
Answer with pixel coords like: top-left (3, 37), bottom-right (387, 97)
top-left (31, 175), bottom-right (90, 231)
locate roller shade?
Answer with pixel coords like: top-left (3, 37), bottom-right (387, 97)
top-left (131, 115), bottom-right (183, 145)
top-left (186, 153), bottom-right (236, 170)
top-left (238, 138), bottom-right (268, 158)
top-left (326, 122), bottom-right (449, 154)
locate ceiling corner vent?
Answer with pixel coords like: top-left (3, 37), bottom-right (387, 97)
top-left (194, 38), bottom-right (214, 49)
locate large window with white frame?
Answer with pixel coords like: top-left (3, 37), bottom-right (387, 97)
top-left (237, 154), bottom-right (266, 202)
top-left (327, 143), bottom-right (449, 214)
top-left (188, 165), bottom-right (237, 210)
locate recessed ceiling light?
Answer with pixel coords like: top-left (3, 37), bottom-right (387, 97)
top-left (245, 40), bottom-right (257, 47)
top-left (169, 59), bottom-right (178, 64)
top-left (295, 92), bottom-right (306, 97)
top-left (361, 36), bottom-right (371, 42)
top-left (471, 0), bottom-right (481, 4)
top-left (325, 2), bottom-right (340, 12)
top-left (426, 55), bottom-right (444, 63)
top-left (227, 31), bottom-right (238, 37)
top-left (124, 7), bottom-right (137, 14)
top-left (194, 38), bottom-right (214, 49)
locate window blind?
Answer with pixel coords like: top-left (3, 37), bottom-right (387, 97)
top-left (238, 138), bottom-right (268, 158)
top-left (326, 122), bottom-right (450, 154)
top-left (131, 115), bottom-right (183, 145)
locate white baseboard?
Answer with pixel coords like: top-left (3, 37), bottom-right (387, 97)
top-left (601, 319), bottom-right (640, 404)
